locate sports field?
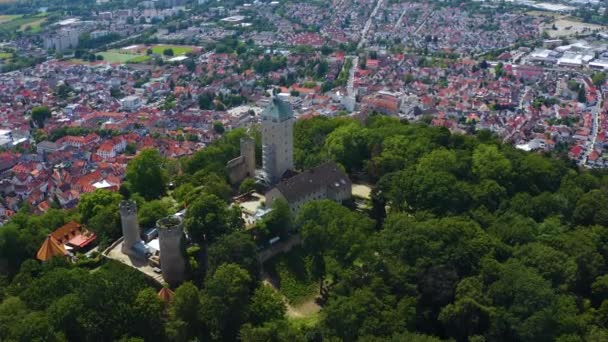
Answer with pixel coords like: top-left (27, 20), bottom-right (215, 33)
top-left (150, 45), bottom-right (195, 55)
top-left (98, 51), bottom-right (142, 63)
top-left (126, 55), bottom-right (151, 63)
top-left (91, 44), bottom-right (199, 64)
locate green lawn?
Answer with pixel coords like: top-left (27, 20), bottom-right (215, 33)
top-left (0, 13), bottom-right (48, 33)
top-left (0, 15), bottom-right (19, 24)
top-left (150, 45), bottom-right (194, 56)
top-left (19, 17), bottom-right (46, 32)
top-left (0, 52), bottom-right (12, 59)
top-left (98, 51), bottom-right (142, 63)
top-left (127, 55), bottom-right (151, 63)
top-left (289, 311), bottom-right (320, 329)
top-left (264, 247), bottom-right (319, 305)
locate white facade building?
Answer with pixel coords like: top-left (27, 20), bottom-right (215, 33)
top-left (43, 27), bottom-right (80, 51)
top-left (120, 95), bottom-right (142, 111)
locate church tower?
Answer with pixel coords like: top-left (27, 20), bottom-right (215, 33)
top-left (261, 97), bottom-right (294, 184)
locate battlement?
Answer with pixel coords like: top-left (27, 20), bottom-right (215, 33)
top-left (119, 200), bottom-right (137, 217)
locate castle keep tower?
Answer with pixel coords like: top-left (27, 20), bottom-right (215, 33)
top-left (119, 200), bottom-right (142, 255)
top-left (157, 216), bottom-right (186, 286)
top-left (262, 97), bottom-right (294, 184)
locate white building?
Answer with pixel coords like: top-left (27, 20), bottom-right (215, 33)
top-left (589, 60), bottom-right (608, 70)
top-left (261, 97), bottom-right (294, 184)
top-left (120, 95), bottom-right (142, 111)
top-left (43, 27), bottom-right (80, 51)
top-left (529, 49), bottom-right (559, 64)
top-left (0, 129), bottom-right (12, 148)
top-left (90, 30), bottom-right (110, 39)
top-left (558, 52), bottom-right (585, 68)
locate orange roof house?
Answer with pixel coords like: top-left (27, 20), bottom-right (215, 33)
top-left (50, 221), bottom-right (97, 250)
top-left (36, 235), bottom-right (67, 261)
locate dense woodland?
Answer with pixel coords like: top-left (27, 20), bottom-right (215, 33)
top-left (2, 115), bottom-right (608, 341)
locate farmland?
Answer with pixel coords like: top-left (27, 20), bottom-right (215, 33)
top-left (0, 15), bottom-right (19, 24)
top-left (0, 13), bottom-right (48, 34)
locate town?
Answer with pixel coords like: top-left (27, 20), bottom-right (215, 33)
top-left (0, 1), bottom-right (605, 221)
top-left (2, 1), bottom-right (608, 341)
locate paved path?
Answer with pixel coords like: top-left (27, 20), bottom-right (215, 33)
top-left (346, 56), bottom-right (358, 97)
top-left (357, 0), bottom-right (384, 49)
top-left (413, 9), bottom-right (434, 35)
top-left (346, 0), bottom-right (384, 98)
top-left (394, 9), bottom-right (408, 31)
top-left (581, 79), bottom-right (603, 167)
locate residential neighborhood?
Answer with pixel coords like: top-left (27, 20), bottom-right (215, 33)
top-left (0, 0), bottom-right (608, 225)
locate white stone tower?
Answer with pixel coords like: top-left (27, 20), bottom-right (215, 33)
top-left (157, 216), bottom-right (186, 286)
top-left (262, 97), bottom-right (294, 184)
top-left (119, 200), bottom-right (142, 254)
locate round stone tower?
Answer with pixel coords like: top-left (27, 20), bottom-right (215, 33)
top-left (157, 216), bottom-right (186, 286)
top-left (119, 200), bottom-right (142, 254)
top-left (241, 137), bottom-right (256, 178)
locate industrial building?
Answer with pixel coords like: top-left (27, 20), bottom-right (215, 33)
top-left (43, 27), bottom-right (81, 52)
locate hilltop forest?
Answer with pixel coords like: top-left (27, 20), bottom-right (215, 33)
top-left (2, 115), bottom-right (608, 341)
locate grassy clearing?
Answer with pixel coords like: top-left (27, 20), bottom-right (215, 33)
top-left (0, 52), bottom-right (12, 59)
top-left (151, 45), bottom-right (194, 55)
top-left (19, 18), bottom-right (46, 32)
top-left (289, 311), bottom-right (320, 329)
top-left (0, 15), bottom-right (19, 24)
top-left (0, 14), bottom-right (48, 33)
top-left (264, 247), bottom-right (318, 306)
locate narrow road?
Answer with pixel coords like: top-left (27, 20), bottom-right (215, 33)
top-left (357, 0), bottom-right (384, 49)
top-left (394, 9), bottom-right (408, 31)
top-left (346, 56), bottom-right (358, 97)
top-left (581, 81), bottom-right (603, 167)
top-left (413, 9), bottom-right (434, 35)
top-left (346, 0), bottom-right (383, 98)
top-left (503, 87), bottom-right (530, 143)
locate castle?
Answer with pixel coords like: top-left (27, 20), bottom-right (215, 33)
top-left (261, 97), bottom-right (295, 184)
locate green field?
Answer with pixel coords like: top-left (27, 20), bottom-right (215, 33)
top-left (19, 17), bottom-right (46, 32)
top-left (126, 55), bottom-right (151, 63)
top-left (98, 51), bottom-right (143, 63)
top-left (0, 15), bottom-right (19, 24)
top-left (289, 311), bottom-right (320, 329)
top-left (92, 44), bottom-right (196, 64)
top-left (150, 45), bottom-right (194, 56)
top-left (0, 52), bottom-right (12, 60)
top-left (0, 13), bottom-right (48, 33)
